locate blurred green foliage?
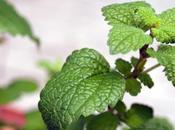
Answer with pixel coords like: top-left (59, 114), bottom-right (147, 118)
top-left (38, 59), bottom-right (62, 76)
top-left (0, 79), bottom-right (38, 104)
top-left (23, 111), bottom-right (46, 130)
top-left (123, 117), bottom-right (174, 130)
top-left (0, 0), bottom-right (39, 45)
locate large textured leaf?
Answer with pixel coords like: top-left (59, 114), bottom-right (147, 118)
top-left (108, 25), bottom-right (152, 54)
top-left (0, 0), bottom-right (39, 44)
top-left (102, 1), bottom-right (159, 30)
top-left (124, 104), bottom-right (153, 128)
top-left (39, 48), bottom-right (126, 130)
top-left (86, 112), bottom-right (119, 130)
top-left (147, 45), bottom-right (175, 86)
top-left (152, 24), bottom-right (175, 43)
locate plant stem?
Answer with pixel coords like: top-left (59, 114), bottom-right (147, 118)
top-left (129, 44), bottom-right (149, 78)
top-left (143, 63), bottom-right (161, 73)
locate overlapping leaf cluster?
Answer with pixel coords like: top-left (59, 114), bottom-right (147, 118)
top-left (102, 1), bottom-right (175, 54)
top-left (103, 1), bottom-right (175, 86)
top-left (38, 1), bottom-right (175, 130)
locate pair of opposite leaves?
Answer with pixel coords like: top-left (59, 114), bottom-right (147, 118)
top-left (39, 1), bottom-right (175, 130)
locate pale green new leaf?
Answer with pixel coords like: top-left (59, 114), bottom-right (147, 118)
top-left (151, 24), bottom-right (175, 43)
top-left (147, 45), bottom-right (175, 86)
top-left (0, 0), bottom-right (39, 45)
top-left (86, 112), bottom-right (119, 130)
top-left (102, 1), bottom-right (158, 30)
top-left (39, 48), bottom-right (126, 130)
top-left (159, 8), bottom-right (175, 25)
top-left (134, 7), bottom-right (160, 29)
top-left (108, 25), bottom-right (152, 54)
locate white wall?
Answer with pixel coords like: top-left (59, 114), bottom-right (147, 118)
top-left (0, 0), bottom-right (175, 124)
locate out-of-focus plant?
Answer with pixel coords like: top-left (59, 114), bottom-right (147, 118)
top-left (0, 105), bottom-right (26, 129)
top-left (0, 59), bottom-right (62, 130)
top-left (0, 79), bottom-right (41, 129)
top-left (0, 79), bottom-right (37, 104)
top-left (123, 117), bottom-right (174, 130)
top-left (0, 0), bottom-right (39, 46)
top-left (0, 0), bottom-right (43, 129)
top-left (38, 59), bottom-right (62, 77)
top-left (23, 111), bottom-right (46, 130)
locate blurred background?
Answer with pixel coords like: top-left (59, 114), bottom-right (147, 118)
top-left (0, 0), bottom-right (175, 129)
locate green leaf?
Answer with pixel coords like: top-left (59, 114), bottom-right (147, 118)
top-left (130, 57), bottom-right (139, 67)
top-left (141, 117), bottom-right (174, 130)
top-left (86, 112), bottom-right (119, 130)
top-left (125, 117), bottom-right (174, 130)
top-left (147, 45), bottom-right (175, 86)
top-left (0, 0), bottom-right (39, 45)
top-left (39, 48), bottom-right (126, 130)
top-left (159, 8), bottom-right (175, 25)
top-left (134, 7), bottom-right (160, 29)
top-left (125, 78), bottom-right (142, 96)
top-left (115, 100), bottom-right (126, 113)
top-left (151, 24), bottom-right (175, 43)
top-left (152, 8), bottom-right (175, 44)
top-left (124, 104), bottom-right (153, 128)
top-left (67, 116), bottom-right (86, 130)
top-left (138, 73), bottom-right (154, 88)
top-left (108, 25), bottom-right (152, 54)
top-left (23, 111), bottom-right (46, 130)
top-left (0, 79), bottom-right (38, 104)
top-left (115, 59), bottom-right (132, 76)
top-left (102, 1), bottom-right (158, 30)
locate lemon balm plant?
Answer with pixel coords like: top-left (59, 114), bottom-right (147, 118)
top-left (39, 1), bottom-right (175, 130)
